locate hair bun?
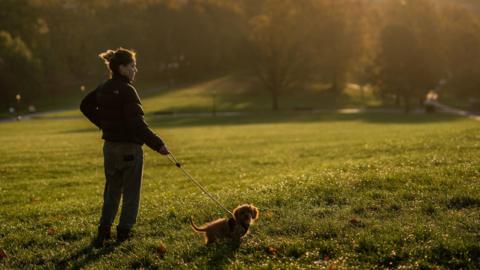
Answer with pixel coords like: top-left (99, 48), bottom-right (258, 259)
top-left (99, 49), bottom-right (116, 63)
top-left (98, 48), bottom-right (136, 74)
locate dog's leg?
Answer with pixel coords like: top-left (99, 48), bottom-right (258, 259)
top-left (206, 236), bottom-right (216, 245)
top-left (232, 225), bottom-right (247, 239)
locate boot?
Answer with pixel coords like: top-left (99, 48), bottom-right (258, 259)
top-left (93, 225), bottom-right (111, 248)
top-left (117, 226), bottom-right (132, 242)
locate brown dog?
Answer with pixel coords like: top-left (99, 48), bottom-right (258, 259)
top-left (190, 204), bottom-right (259, 244)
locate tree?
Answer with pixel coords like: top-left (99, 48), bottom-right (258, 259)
top-left (375, 24), bottom-right (440, 112)
top-left (0, 31), bottom-right (41, 109)
top-left (0, 0), bottom-right (37, 42)
top-left (373, 0), bottom-right (444, 112)
top-left (310, 0), bottom-right (368, 94)
top-left (247, 0), bottom-right (314, 110)
top-left (440, 3), bottom-right (480, 99)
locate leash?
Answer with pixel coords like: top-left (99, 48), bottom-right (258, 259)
top-left (166, 153), bottom-right (234, 218)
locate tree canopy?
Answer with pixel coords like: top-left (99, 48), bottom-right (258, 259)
top-left (1, 0), bottom-right (480, 111)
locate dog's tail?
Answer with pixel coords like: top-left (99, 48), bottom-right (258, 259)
top-left (190, 216), bottom-right (206, 232)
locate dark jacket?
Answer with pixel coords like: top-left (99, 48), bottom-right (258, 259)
top-left (80, 73), bottom-right (164, 151)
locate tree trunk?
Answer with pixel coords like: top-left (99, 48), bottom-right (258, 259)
top-left (330, 80), bottom-right (338, 93)
top-left (272, 89), bottom-right (279, 111)
top-left (403, 95), bottom-right (411, 113)
top-left (1, 93), bottom-right (8, 109)
top-left (329, 70), bottom-right (344, 93)
top-left (394, 94), bottom-right (400, 106)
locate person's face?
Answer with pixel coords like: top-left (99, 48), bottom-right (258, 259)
top-left (119, 60), bottom-right (137, 82)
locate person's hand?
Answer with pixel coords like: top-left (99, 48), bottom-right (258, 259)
top-left (158, 145), bottom-right (169, 155)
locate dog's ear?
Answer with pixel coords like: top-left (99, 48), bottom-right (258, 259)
top-left (233, 206), bottom-right (242, 220)
top-left (250, 205), bottom-right (259, 220)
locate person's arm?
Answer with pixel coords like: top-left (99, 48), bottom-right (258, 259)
top-left (123, 85), bottom-right (168, 153)
top-left (80, 86), bottom-right (102, 129)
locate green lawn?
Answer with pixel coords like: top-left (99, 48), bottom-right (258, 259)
top-left (0, 109), bottom-right (479, 269)
top-left (141, 77), bottom-right (382, 113)
top-left (1, 76), bottom-right (380, 120)
top-left (0, 75), bottom-right (479, 269)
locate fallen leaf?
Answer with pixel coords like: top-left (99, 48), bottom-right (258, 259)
top-left (266, 246), bottom-right (277, 255)
top-left (0, 248), bottom-right (7, 260)
top-left (156, 243), bottom-right (167, 257)
top-left (328, 262), bottom-right (337, 270)
top-left (47, 228), bottom-right (56, 235)
top-left (350, 217), bottom-right (361, 225)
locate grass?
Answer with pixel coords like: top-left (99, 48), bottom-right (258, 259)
top-left (141, 77), bottom-right (382, 113)
top-left (0, 108), bottom-right (479, 269)
top-left (0, 75), bottom-right (381, 120)
top-left (0, 76), bottom-right (479, 269)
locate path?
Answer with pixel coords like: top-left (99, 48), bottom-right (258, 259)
top-left (0, 102), bottom-right (478, 123)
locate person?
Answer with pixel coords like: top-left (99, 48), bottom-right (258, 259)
top-left (80, 48), bottom-right (169, 247)
top-left (424, 90), bottom-right (438, 113)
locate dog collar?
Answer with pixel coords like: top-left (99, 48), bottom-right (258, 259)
top-left (228, 218), bottom-right (250, 234)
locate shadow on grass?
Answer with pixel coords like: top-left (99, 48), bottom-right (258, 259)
top-left (186, 241), bottom-right (240, 269)
top-left (141, 75), bottom-right (379, 114)
top-left (55, 241), bottom-right (120, 270)
top-left (150, 111), bottom-right (464, 129)
top-left (207, 241), bottom-right (241, 269)
top-left (60, 111), bottom-right (465, 135)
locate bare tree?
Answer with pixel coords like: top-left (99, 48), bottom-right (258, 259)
top-left (311, 0), bottom-right (368, 94)
top-left (247, 0), bottom-right (314, 110)
top-left (440, 3), bottom-right (480, 100)
top-left (373, 0), bottom-right (444, 112)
